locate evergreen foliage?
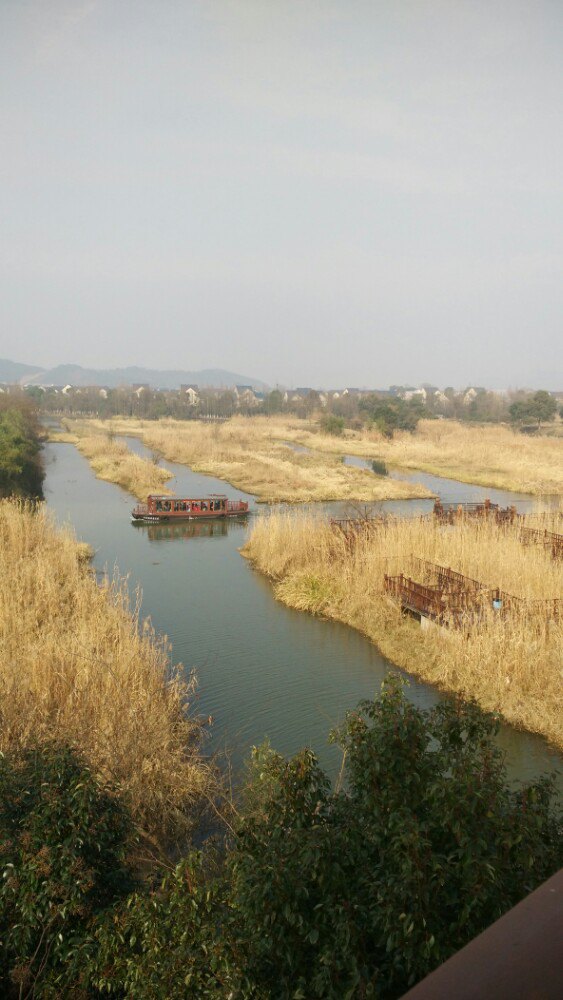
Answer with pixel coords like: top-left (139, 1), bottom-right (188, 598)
top-left (0, 744), bottom-right (136, 997)
top-left (0, 683), bottom-right (561, 998)
top-left (358, 396), bottom-right (425, 437)
top-left (230, 680), bottom-right (562, 998)
top-left (0, 403), bottom-right (44, 499)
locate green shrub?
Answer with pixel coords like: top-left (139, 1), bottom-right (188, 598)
top-left (2, 687), bottom-right (561, 999)
top-left (320, 414), bottom-right (345, 436)
top-left (230, 679), bottom-right (562, 999)
top-left (0, 405), bottom-right (44, 499)
top-left (90, 854), bottom-right (238, 999)
top-left (0, 743), bottom-right (136, 998)
top-left (371, 458), bottom-right (388, 476)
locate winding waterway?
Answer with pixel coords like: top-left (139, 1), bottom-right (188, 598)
top-left (43, 436), bottom-right (562, 790)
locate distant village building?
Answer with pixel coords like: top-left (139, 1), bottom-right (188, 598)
top-left (234, 385), bottom-right (259, 407)
top-left (462, 387), bottom-right (485, 405)
top-left (433, 390), bottom-right (449, 406)
top-left (180, 384), bottom-right (199, 406)
top-left (400, 387), bottom-right (426, 401)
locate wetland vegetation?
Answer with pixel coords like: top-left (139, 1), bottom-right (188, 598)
top-left (55, 412), bottom-right (563, 500)
top-left (244, 510), bottom-right (563, 748)
top-left (56, 415), bottom-right (433, 503)
top-left (1, 409), bottom-right (562, 997)
top-left (51, 421), bottom-right (173, 501)
top-left (0, 499), bottom-right (213, 840)
top-left (277, 416), bottom-right (563, 496)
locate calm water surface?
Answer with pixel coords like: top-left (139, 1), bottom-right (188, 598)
top-left (43, 437), bottom-right (562, 790)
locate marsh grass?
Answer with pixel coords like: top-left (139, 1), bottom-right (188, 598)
top-left (244, 510), bottom-right (563, 747)
top-left (67, 417), bottom-right (432, 503)
top-left (51, 422), bottom-right (173, 501)
top-left (0, 500), bottom-right (214, 840)
top-left (277, 418), bottom-right (563, 496)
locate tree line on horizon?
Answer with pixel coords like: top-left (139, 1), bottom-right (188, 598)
top-left (12, 382), bottom-right (562, 433)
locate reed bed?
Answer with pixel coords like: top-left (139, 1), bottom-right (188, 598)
top-left (244, 511), bottom-right (563, 747)
top-left (278, 418), bottom-right (563, 496)
top-left (0, 499), bottom-right (214, 839)
top-left (71, 417), bottom-right (432, 503)
top-left (51, 421), bottom-right (173, 501)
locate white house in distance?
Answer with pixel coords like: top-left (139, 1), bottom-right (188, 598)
top-left (132, 383), bottom-right (150, 397)
top-left (234, 385), bottom-right (259, 407)
top-left (180, 384), bottom-right (199, 406)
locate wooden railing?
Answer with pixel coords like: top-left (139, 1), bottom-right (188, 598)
top-left (433, 499), bottom-right (518, 524)
top-left (520, 526), bottom-right (563, 560)
top-left (384, 571), bottom-right (561, 626)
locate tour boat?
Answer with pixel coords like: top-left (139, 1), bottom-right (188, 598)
top-left (131, 493), bottom-right (249, 522)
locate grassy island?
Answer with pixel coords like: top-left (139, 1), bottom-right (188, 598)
top-left (61, 416), bottom-right (433, 503)
top-left (244, 509), bottom-right (563, 747)
top-left (275, 417), bottom-right (563, 496)
top-left (50, 422), bottom-right (173, 501)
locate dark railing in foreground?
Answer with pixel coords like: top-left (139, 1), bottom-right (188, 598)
top-left (400, 868), bottom-right (563, 1000)
top-left (384, 571), bottom-right (561, 627)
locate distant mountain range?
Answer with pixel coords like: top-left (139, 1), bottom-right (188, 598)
top-left (0, 359), bottom-right (268, 391)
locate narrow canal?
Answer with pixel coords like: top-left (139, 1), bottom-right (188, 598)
top-left (43, 437), bottom-right (562, 789)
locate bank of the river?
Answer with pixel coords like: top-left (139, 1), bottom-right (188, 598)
top-left (43, 433), bottom-right (563, 791)
top-left (243, 511), bottom-right (563, 749)
top-left (60, 416), bottom-right (434, 503)
top-left (50, 421), bottom-right (173, 500)
top-left (0, 497), bottom-right (211, 839)
top-left (277, 418), bottom-right (563, 497)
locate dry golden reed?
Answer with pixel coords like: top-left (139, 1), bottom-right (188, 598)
top-left (0, 499), bottom-right (213, 839)
top-left (71, 416), bottom-right (432, 503)
top-left (244, 510), bottom-right (563, 748)
top-left (51, 421), bottom-right (173, 501)
top-left (277, 417), bottom-right (563, 496)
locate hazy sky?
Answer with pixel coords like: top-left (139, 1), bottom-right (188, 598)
top-left (1, 1), bottom-right (562, 388)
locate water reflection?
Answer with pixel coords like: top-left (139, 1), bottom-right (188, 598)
top-left (132, 516), bottom-right (250, 543)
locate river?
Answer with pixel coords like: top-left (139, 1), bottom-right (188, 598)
top-left (43, 436), bottom-right (562, 790)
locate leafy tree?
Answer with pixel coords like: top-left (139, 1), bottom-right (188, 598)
top-left (529, 390), bottom-right (557, 425)
top-left (1, 691), bottom-right (560, 999)
top-left (90, 854), bottom-right (240, 999)
top-left (358, 396), bottom-right (424, 437)
top-left (465, 390), bottom-right (509, 423)
top-left (264, 389), bottom-right (284, 415)
top-left (510, 391), bottom-right (556, 428)
top-left (320, 413), bottom-right (345, 436)
top-left (0, 404), bottom-right (44, 498)
top-left (509, 398), bottom-right (532, 424)
top-left (0, 743), bottom-right (137, 998)
top-left (230, 679), bottom-right (562, 999)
